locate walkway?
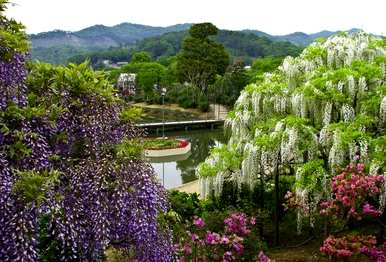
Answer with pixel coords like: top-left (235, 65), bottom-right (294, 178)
top-left (136, 119), bottom-right (224, 128)
top-left (170, 180), bottom-right (199, 195)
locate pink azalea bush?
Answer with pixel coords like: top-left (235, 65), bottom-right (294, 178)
top-left (319, 164), bottom-right (385, 261)
top-left (320, 235), bottom-right (385, 261)
top-left (258, 251), bottom-right (272, 262)
top-left (360, 243), bottom-right (386, 262)
top-left (320, 235), bottom-right (377, 258)
top-left (319, 163), bottom-right (384, 220)
top-left (224, 212), bottom-right (252, 236)
top-left (174, 213), bottom-right (270, 261)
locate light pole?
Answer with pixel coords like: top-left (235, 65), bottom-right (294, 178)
top-left (162, 162), bottom-right (165, 187)
top-left (161, 87), bottom-right (167, 139)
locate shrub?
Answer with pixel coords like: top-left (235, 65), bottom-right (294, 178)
top-left (173, 213), bottom-right (265, 261)
top-left (168, 191), bottom-right (203, 221)
top-left (198, 95), bottom-right (210, 112)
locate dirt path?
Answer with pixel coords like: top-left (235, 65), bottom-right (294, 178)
top-left (170, 180), bottom-right (199, 194)
top-left (132, 102), bottom-right (228, 121)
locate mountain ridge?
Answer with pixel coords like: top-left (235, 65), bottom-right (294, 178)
top-left (29, 22), bottom-right (375, 64)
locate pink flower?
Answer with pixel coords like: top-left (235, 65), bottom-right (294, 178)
top-left (193, 217), bottom-right (206, 228)
top-left (191, 233), bottom-right (199, 241)
top-left (258, 251), bottom-right (272, 262)
top-left (362, 203), bottom-right (381, 217)
top-left (336, 249), bottom-right (353, 257)
top-left (224, 213), bottom-right (251, 236)
top-left (183, 244), bottom-right (192, 255)
top-left (221, 236), bottom-right (230, 244)
top-left (232, 241), bottom-right (244, 254)
top-left (205, 232), bottom-right (220, 245)
top-left (357, 163), bottom-right (365, 172)
top-left (223, 251), bottom-right (235, 261)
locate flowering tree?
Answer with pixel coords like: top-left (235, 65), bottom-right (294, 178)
top-left (1, 2), bottom-right (172, 261)
top-left (197, 32), bottom-right (386, 242)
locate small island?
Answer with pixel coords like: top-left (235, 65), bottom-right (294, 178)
top-left (144, 138), bottom-right (191, 158)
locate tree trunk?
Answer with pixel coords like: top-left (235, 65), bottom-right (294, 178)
top-left (274, 162), bottom-right (280, 246)
top-left (259, 172), bottom-right (264, 239)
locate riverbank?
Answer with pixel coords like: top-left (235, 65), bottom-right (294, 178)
top-left (133, 103), bottom-right (228, 123)
top-left (170, 179), bottom-right (199, 194)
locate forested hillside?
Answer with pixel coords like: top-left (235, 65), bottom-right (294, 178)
top-left (30, 23), bottom-right (192, 63)
top-left (69, 30), bottom-right (303, 66)
top-left (31, 22), bottom-right (365, 64)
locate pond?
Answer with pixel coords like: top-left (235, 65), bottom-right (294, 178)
top-left (147, 128), bottom-right (227, 189)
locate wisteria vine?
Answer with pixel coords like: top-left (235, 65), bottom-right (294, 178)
top-left (1, 2), bottom-right (172, 261)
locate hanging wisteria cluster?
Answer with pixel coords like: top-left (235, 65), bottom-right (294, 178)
top-left (1, 2), bottom-right (172, 261)
top-left (198, 32), bottom-right (386, 229)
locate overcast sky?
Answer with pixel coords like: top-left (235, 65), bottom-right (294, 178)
top-left (5, 0), bottom-right (386, 35)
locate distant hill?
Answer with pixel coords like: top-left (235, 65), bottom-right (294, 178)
top-left (29, 22), bottom-right (371, 64)
top-left (30, 23), bottom-right (192, 64)
top-left (243, 28), bottom-right (363, 46)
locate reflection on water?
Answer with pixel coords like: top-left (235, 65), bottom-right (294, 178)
top-left (148, 128), bottom-right (226, 189)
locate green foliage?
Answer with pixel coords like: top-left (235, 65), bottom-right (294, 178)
top-left (13, 170), bottom-right (60, 204)
top-left (131, 51), bottom-right (152, 63)
top-left (30, 23), bottom-right (191, 64)
top-left (164, 83), bottom-right (209, 110)
top-left (114, 138), bottom-right (143, 160)
top-left (294, 160), bottom-right (327, 192)
top-left (67, 47), bottom-right (131, 68)
top-left (144, 139), bottom-right (180, 150)
top-left (38, 214), bottom-right (62, 262)
top-left (189, 23), bottom-right (218, 39)
top-left (249, 57), bottom-right (284, 82)
top-left (132, 30), bottom-right (302, 64)
top-left (28, 61), bottom-right (118, 103)
top-left (120, 107), bottom-right (144, 122)
top-left (197, 94), bottom-right (210, 112)
top-left (176, 23), bottom-right (230, 91)
top-left (197, 145), bottom-right (242, 178)
top-left (302, 45), bottom-right (327, 61)
top-left (0, 0), bottom-right (29, 59)
top-left (121, 61), bottom-right (167, 99)
top-left (135, 32), bottom-right (187, 60)
top-left (371, 136), bottom-right (386, 171)
top-left (210, 61), bottom-right (250, 106)
top-left (168, 191), bottom-right (203, 221)
top-left (32, 45), bottom-right (92, 65)
top-left (217, 31), bottom-right (302, 59)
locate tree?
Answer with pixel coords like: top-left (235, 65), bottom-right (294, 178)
top-left (198, 33), bottom-right (386, 245)
top-left (131, 51), bottom-right (152, 63)
top-left (248, 56), bottom-right (285, 82)
top-left (210, 61), bottom-right (249, 106)
top-left (176, 23), bottom-right (230, 91)
top-left (122, 61), bottom-right (167, 101)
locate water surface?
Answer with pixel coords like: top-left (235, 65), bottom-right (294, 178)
top-left (148, 129), bottom-right (226, 189)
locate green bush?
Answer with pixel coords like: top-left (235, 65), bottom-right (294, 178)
top-left (197, 95), bottom-right (209, 112)
top-left (168, 191), bottom-right (202, 221)
top-left (177, 94), bottom-right (196, 108)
